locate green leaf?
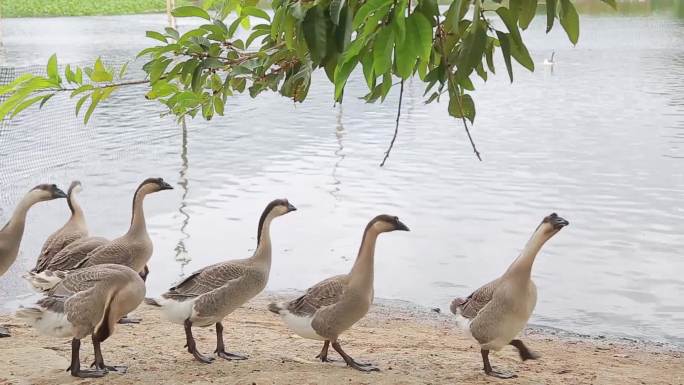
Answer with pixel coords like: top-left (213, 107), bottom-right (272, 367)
top-left (449, 94), bottom-right (475, 123)
top-left (172, 6), bottom-right (211, 20)
top-left (84, 89), bottom-right (103, 124)
top-left (146, 31), bottom-right (168, 43)
top-left (70, 84), bottom-right (94, 98)
top-left (119, 62), bottom-right (129, 79)
top-left (546, 0), bottom-right (557, 33)
top-left (335, 5), bottom-right (353, 52)
top-left (65, 65), bottom-right (75, 84)
top-left (458, 23), bottom-right (487, 76)
top-left (165, 27), bottom-right (180, 40)
top-left (46, 54), bottom-right (59, 82)
top-left (559, 0), bottom-right (579, 45)
top-left (407, 12), bottom-right (433, 62)
top-left (90, 58), bottom-right (113, 82)
top-left (10, 95), bottom-right (45, 118)
top-left (485, 40), bottom-right (496, 73)
top-left (39, 94), bottom-right (54, 109)
top-left (496, 31), bottom-right (514, 82)
top-left (302, 5), bottom-right (330, 65)
top-left (213, 94), bottom-right (225, 116)
top-left (353, 0), bottom-right (393, 29)
top-left (0, 73), bottom-right (33, 96)
top-left (75, 93), bottom-right (90, 116)
top-left (330, 0), bottom-right (345, 25)
top-left (334, 56), bottom-right (359, 101)
top-left (373, 27), bottom-right (394, 75)
top-left (360, 51), bottom-right (375, 88)
top-left (246, 29), bottom-right (271, 47)
top-left (191, 65), bottom-right (203, 92)
top-left (242, 6), bottom-right (270, 21)
top-left (519, 0), bottom-right (538, 30)
top-left (392, 1), bottom-right (407, 45)
top-left (395, 19), bottom-right (418, 79)
top-left (75, 67), bottom-right (83, 84)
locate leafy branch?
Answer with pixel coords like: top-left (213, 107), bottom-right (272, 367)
top-left (0, 0), bottom-right (616, 162)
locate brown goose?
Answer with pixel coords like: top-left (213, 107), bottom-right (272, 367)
top-left (450, 213), bottom-right (569, 379)
top-left (16, 263), bottom-right (146, 378)
top-left (27, 178), bottom-right (173, 290)
top-left (0, 184), bottom-right (67, 277)
top-left (148, 199), bottom-right (296, 363)
top-left (33, 181), bottom-right (88, 273)
top-left (268, 214), bottom-right (410, 372)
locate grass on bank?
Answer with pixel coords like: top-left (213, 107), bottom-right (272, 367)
top-left (1, 0), bottom-right (194, 18)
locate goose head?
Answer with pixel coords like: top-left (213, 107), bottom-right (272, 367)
top-left (68, 180), bottom-right (83, 196)
top-left (136, 177), bottom-right (174, 196)
top-left (537, 213), bottom-right (569, 237)
top-left (369, 214), bottom-right (410, 233)
top-left (29, 184), bottom-right (67, 201)
top-left (263, 198), bottom-right (297, 218)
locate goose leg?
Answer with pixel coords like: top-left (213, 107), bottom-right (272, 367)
top-left (481, 349), bottom-right (517, 379)
top-left (315, 340), bottom-right (338, 362)
top-left (184, 319), bottom-right (214, 363)
top-left (510, 339), bottom-right (540, 361)
top-left (0, 326), bottom-right (10, 337)
top-left (331, 341), bottom-right (379, 372)
top-left (215, 322), bottom-right (247, 360)
top-left (90, 335), bottom-right (128, 373)
top-left (67, 338), bottom-right (107, 378)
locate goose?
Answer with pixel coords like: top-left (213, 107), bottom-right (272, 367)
top-left (450, 213), bottom-right (569, 379)
top-left (27, 177), bottom-right (173, 291)
top-left (16, 263), bottom-right (146, 378)
top-left (268, 214), bottom-right (410, 372)
top-left (0, 184), bottom-right (67, 277)
top-left (147, 199), bottom-right (296, 363)
top-left (543, 51), bottom-right (555, 66)
top-left (33, 181), bottom-right (88, 273)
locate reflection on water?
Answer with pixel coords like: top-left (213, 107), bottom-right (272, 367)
top-left (174, 118), bottom-right (191, 276)
top-left (0, 13), bottom-right (683, 346)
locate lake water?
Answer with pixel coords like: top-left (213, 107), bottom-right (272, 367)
top-left (0, 10), bottom-right (683, 347)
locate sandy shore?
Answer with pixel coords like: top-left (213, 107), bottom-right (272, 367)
top-left (0, 293), bottom-right (682, 385)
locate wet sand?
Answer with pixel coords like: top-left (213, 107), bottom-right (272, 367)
top-left (0, 293), bottom-right (682, 385)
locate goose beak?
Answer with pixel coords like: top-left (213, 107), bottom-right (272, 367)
top-left (548, 213), bottom-right (569, 230)
top-left (395, 220), bottom-right (410, 231)
top-left (53, 188), bottom-right (67, 199)
top-left (159, 181), bottom-right (174, 191)
top-left (286, 203), bottom-right (297, 212)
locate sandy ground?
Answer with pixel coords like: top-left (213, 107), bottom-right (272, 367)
top-left (0, 293), bottom-right (682, 385)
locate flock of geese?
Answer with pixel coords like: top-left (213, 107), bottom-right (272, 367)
top-left (0, 178), bottom-right (569, 379)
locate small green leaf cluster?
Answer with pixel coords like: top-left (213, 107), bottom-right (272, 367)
top-left (0, 55), bottom-right (129, 124)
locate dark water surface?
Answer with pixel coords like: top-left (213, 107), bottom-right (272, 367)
top-left (0, 12), bottom-right (683, 346)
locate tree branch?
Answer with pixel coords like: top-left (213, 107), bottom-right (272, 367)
top-left (380, 79), bottom-right (404, 167)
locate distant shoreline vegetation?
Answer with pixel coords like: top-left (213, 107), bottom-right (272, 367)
top-left (1, 0), bottom-right (681, 18)
top-left (0, 0), bottom-right (194, 18)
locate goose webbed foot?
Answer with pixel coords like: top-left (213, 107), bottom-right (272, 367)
top-left (214, 322), bottom-right (247, 361)
top-left (509, 339), bottom-right (540, 361)
top-left (192, 350), bottom-right (215, 364)
top-left (216, 350), bottom-right (248, 360)
top-left (90, 361), bottom-right (128, 374)
top-left (117, 316), bottom-right (142, 324)
top-left (71, 368), bottom-right (108, 378)
top-left (485, 369), bottom-right (518, 379)
top-left (481, 348), bottom-right (517, 379)
top-left (0, 326), bottom-right (10, 337)
top-left (331, 341), bottom-right (379, 372)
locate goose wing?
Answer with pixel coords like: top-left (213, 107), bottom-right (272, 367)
top-left (285, 275), bottom-right (348, 317)
top-left (43, 237), bottom-right (108, 272)
top-left (452, 279), bottom-right (499, 319)
top-left (162, 261), bottom-right (248, 300)
top-left (35, 231), bottom-right (85, 272)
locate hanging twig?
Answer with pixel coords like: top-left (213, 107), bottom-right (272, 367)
top-left (436, 15), bottom-right (482, 161)
top-left (380, 79), bottom-right (404, 167)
